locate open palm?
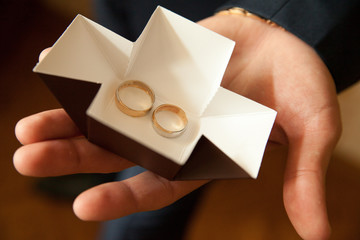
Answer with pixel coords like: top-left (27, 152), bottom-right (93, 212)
top-left (200, 15), bottom-right (341, 239)
top-left (14, 14), bottom-right (341, 240)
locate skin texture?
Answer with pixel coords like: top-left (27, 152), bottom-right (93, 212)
top-left (14, 15), bottom-right (341, 240)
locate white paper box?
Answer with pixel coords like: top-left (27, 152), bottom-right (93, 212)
top-left (33, 6), bottom-right (276, 180)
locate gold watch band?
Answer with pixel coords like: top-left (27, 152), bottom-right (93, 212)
top-left (216, 7), bottom-right (285, 31)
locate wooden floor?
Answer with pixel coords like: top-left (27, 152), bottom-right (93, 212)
top-left (1, 2), bottom-right (359, 240)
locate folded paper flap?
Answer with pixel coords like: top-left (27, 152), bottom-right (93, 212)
top-left (125, 6), bottom-right (235, 116)
top-left (81, 15), bottom-right (133, 80)
top-left (203, 87), bottom-right (277, 117)
top-left (175, 136), bottom-right (250, 180)
top-left (39, 73), bottom-right (101, 135)
top-left (202, 113), bottom-right (275, 178)
top-left (34, 15), bottom-right (131, 85)
top-left (200, 87), bottom-right (276, 178)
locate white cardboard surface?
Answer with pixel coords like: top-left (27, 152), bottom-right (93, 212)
top-left (202, 87), bottom-right (276, 178)
top-left (33, 6), bottom-right (276, 178)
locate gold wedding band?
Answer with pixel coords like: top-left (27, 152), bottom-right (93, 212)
top-left (152, 104), bottom-right (188, 138)
top-left (115, 80), bottom-right (155, 117)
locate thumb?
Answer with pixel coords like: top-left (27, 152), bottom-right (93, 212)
top-left (283, 131), bottom-right (337, 240)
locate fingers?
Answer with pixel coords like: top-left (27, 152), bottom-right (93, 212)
top-left (13, 137), bottom-right (134, 176)
top-left (15, 109), bottom-right (81, 145)
top-left (73, 171), bottom-right (208, 220)
top-left (39, 47), bottom-right (51, 62)
top-left (283, 117), bottom-right (341, 239)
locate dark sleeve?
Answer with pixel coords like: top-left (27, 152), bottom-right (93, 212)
top-left (218, 0), bottom-right (360, 92)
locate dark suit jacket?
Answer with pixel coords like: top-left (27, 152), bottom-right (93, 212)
top-left (94, 0), bottom-right (360, 92)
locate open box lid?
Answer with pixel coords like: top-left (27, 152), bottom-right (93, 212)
top-left (33, 6), bottom-right (276, 180)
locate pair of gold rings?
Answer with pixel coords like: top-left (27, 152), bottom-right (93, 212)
top-left (115, 80), bottom-right (188, 138)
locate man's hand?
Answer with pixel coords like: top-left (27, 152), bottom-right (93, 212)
top-left (198, 15), bottom-right (341, 239)
top-left (14, 14), bottom-right (341, 240)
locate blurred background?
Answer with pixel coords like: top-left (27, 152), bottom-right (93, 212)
top-left (1, 0), bottom-right (359, 239)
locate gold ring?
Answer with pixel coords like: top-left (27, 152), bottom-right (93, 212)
top-left (152, 104), bottom-right (188, 138)
top-left (115, 80), bottom-right (155, 117)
